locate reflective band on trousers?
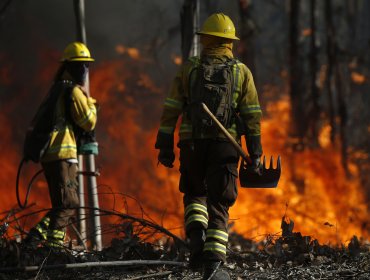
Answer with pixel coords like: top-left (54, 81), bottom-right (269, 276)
top-left (185, 214), bottom-right (208, 227)
top-left (35, 224), bottom-right (47, 240)
top-left (185, 203), bottom-right (208, 217)
top-left (206, 229), bottom-right (228, 242)
top-left (47, 239), bottom-right (64, 247)
top-left (203, 241), bottom-right (227, 255)
top-left (40, 217), bottom-right (50, 227)
top-left (48, 230), bottom-right (65, 241)
top-left (35, 217), bottom-right (50, 240)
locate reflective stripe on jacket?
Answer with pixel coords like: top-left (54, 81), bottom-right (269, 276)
top-left (41, 84), bottom-right (97, 162)
top-left (158, 44), bottom-right (261, 142)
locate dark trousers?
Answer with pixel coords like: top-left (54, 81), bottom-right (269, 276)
top-left (179, 139), bottom-right (239, 262)
top-left (41, 160), bottom-right (79, 232)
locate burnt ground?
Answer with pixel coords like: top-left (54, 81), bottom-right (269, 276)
top-left (0, 230), bottom-right (369, 280)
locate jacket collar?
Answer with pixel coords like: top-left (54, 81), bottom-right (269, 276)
top-left (201, 43), bottom-right (234, 58)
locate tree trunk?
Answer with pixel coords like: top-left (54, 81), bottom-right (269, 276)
top-left (289, 0), bottom-right (307, 146)
top-left (325, 0), bottom-right (337, 144)
top-left (238, 0), bottom-right (257, 78)
top-left (309, 0), bottom-right (320, 145)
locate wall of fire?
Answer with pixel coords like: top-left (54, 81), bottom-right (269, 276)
top-left (0, 0), bottom-right (369, 244)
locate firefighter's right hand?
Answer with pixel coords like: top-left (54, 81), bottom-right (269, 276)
top-left (158, 149), bottom-right (175, 168)
top-left (248, 156), bottom-right (262, 176)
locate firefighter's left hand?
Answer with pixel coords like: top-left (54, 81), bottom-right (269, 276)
top-left (158, 149), bottom-right (175, 168)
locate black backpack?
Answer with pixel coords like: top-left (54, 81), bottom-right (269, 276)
top-left (188, 56), bottom-right (237, 137)
top-left (23, 80), bottom-right (73, 163)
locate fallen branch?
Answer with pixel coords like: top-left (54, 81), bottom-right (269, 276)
top-left (0, 260), bottom-right (186, 273)
top-left (8, 206), bottom-right (187, 248)
top-left (129, 270), bottom-right (173, 280)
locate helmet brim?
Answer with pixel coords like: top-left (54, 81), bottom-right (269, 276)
top-left (60, 57), bottom-right (95, 62)
top-left (196, 31), bottom-right (240, 41)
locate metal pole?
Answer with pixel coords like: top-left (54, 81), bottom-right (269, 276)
top-left (86, 154), bottom-right (101, 250)
top-left (190, 0), bottom-right (200, 57)
top-left (77, 154), bottom-right (86, 245)
top-left (73, 0), bottom-right (102, 251)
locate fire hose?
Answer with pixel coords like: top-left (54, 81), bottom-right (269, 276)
top-left (15, 158), bottom-right (43, 209)
top-left (16, 158), bottom-right (99, 209)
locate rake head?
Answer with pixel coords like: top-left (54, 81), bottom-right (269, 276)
top-left (239, 156), bottom-right (281, 188)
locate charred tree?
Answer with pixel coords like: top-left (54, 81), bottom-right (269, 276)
top-left (324, 0), bottom-right (338, 144)
top-left (309, 0), bottom-right (320, 145)
top-left (238, 0), bottom-right (257, 77)
top-left (181, 0), bottom-right (198, 61)
top-left (289, 0), bottom-right (308, 147)
top-left (289, 0), bottom-right (325, 147)
top-left (323, 0), bottom-right (357, 174)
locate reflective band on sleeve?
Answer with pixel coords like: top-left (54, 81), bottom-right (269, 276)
top-left (185, 214), bottom-right (208, 227)
top-left (185, 203), bottom-right (208, 217)
top-left (76, 107), bottom-right (96, 127)
top-left (240, 105), bottom-right (262, 115)
top-left (206, 229), bottom-right (228, 242)
top-left (203, 241), bottom-right (227, 255)
top-left (46, 144), bottom-right (77, 154)
top-left (248, 132), bottom-right (261, 136)
top-left (164, 98), bottom-right (183, 110)
top-left (233, 62), bottom-right (241, 95)
top-left (159, 126), bottom-right (175, 134)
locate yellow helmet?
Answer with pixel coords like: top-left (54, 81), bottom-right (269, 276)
top-left (196, 13), bottom-right (240, 40)
top-left (60, 42), bottom-right (95, 62)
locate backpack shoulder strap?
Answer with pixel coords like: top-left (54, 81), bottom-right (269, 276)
top-left (188, 56), bottom-right (201, 65)
top-left (186, 56), bottom-right (202, 104)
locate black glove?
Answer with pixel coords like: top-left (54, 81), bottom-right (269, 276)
top-left (248, 156), bottom-right (262, 175)
top-left (158, 149), bottom-right (175, 168)
top-left (155, 131), bottom-right (175, 168)
top-left (245, 135), bottom-right (262, 175)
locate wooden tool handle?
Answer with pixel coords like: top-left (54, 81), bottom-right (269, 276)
top-left (200, 103), bottom-right (251, 163)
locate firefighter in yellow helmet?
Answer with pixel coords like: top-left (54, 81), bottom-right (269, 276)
top-left (24, 42), bottom-right (98, 248)
top-left (155, 13), bottom-right (262, 280)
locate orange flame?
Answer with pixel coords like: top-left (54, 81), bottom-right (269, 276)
top-left (351, 72), bottom-right (366, 84)
top-left (0, 47), bottom-right (368, 245)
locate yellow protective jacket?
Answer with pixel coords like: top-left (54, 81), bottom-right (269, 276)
top-left (158, 44), bottom-right (262, 152)
top-left (41, 80), bottom-right (97, 162)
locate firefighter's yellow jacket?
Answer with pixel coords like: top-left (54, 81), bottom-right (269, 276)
top-left (41, 80), bottom-right (97, 162)
top-left (158, 43), bottom-right (262, 153)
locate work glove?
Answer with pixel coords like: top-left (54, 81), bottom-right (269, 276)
top-left (248, 156), bottom-right (262, 176)
top-left (245, 135), bottom-right (263, 175)
top-left (158, 149), bottom-right (175, 168)
top-left (155, 131), bottom-right (175, 168)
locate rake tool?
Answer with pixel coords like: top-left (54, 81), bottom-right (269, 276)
top-left (201, 103), bottom-right (281, 188)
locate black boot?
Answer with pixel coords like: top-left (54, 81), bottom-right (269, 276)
top-left (188, 229), bottom-right (205, 270)
top-left (203, 261), bottom-right (230, 280)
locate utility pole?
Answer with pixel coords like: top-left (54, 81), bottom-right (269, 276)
top-left (181, 0), bottom-right (201, 60)
top-left (73, 0), bottom-right (102, 251)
